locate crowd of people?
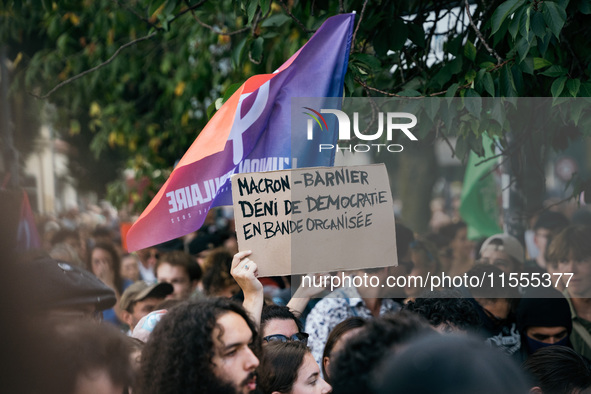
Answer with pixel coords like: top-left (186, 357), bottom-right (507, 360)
top-left (4, 200), bottom-right (591, 394)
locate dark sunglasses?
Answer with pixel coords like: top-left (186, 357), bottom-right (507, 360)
top-left (263, 332), bottom-right (309, 345)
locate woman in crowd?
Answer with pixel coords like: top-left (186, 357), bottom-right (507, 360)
top-left (321, 317), bottom-right (366, 383)
top-left (258, 341), bottom-right (332, 394)
top-left (88, 242), bottom-right (130, 325)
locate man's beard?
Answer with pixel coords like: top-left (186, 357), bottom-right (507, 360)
top-left (206, 372), bottom-right (259, 394)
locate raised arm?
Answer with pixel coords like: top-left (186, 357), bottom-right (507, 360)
top-left (287, 273), bottom-right (329, 315)
top-left (230, 250), bottom-right (264, 328)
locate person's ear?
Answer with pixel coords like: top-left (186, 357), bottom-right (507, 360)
top-left (530, 386), bottom-right (543, 394)
top-left (323, 356), bottom-right (330, 376)
top-left (121, 310), bottom-right (134, 328)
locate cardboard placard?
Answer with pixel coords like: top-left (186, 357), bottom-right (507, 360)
top-left (231, 164), bottom-right (397, 276)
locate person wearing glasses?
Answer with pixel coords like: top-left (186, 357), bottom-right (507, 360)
top-left (261, 304), bottom-right (309, 346)
top-left (258, 341), bottom-right (332, 394)
top-left (230, 251), bottom-right (313, 347)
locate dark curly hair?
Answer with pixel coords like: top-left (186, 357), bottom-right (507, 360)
top-left (403, 288), bottom-right (480, 332)
top-left (329, 311), bottom-right (432, 394)
top-left (137, 298), bottom-right (260, 394)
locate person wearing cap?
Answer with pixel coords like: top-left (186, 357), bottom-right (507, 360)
top-left (120, 281), bottom-right (173, 332)
top-left (478, 233), bottom-right (525, 274)
top-left (546, 224), bottom-right (591, 360)
top-left (516, 287), bottom-right (573, 358)
top-left (21, 256), bottom-right (117, 321)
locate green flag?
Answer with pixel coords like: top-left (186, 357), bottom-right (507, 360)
top-left (459, 133), bottom-right (502, 239)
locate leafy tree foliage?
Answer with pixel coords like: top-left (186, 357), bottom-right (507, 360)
top-left (1, 0), bottom-right (590, 213)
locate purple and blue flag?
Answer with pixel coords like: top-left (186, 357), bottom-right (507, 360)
top-left (127, 13), bottom-right (355, 251)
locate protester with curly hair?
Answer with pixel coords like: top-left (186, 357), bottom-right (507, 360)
top-left (138, 298), bottom-right (260, 394)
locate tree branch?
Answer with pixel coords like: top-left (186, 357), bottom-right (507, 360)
top-left (464, 0), bottom-right (502, 64)
top-left (437, 124), bottom-right (457, 159)
top-left (351, 0), bottom-right (369, 52)
top-left (30, 0), bottom-right (215, 100)
top-left (278, 0), bottom-right (315, 33)
top-left (356, 76), bottom-right (472, 98)
top-left (169, 0), bottom-right (208, 24)
top-left (31, 32), bottom-right (158, 100)
top-left (113, 0), bottom-right (160, 31)
top-left (183, 0), bottom-right (250, 36)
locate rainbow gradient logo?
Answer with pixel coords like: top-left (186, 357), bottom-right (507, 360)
top-left (303, 107), bottom-right (329, 140)
top-left (303, 106), bottom-right (418, 153)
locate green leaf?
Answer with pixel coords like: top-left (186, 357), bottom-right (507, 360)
top-left (580, 83), bottom-right (591, 97)
top-left (259, 0), bottom-right (271, 16)
top-left (501, 66), bottom-right (517, 96)
top-left (232, 37), bottom-right (248, 68)
top-left (250, 36), bottom-right (264, 62)
top-left (480, 61), bottom-right (496, 70)
top-left (261, 14), bottom-right (290, 28)
top-left (491, 0), bottom-right (526, 35)
top-left (533, 57), bottom-right (552, 70)
top-left (511, 67), bottom-right (524, 93)
top-left (464, 89), bottom-right (482, 116)
top-left (540, 65), bottom-right (567, 77)
top-left (57, 33), bottom-right (69, 52)
top-left (344, 72), bottom-right (355, 95)
top-left (464, 40), bottom-right (477, 62)
top-left (531, 10), bottom-right (546, 37)
top-left (424, 98), bottom-right (440, 121)
top-left (580, 0), bottom-right (591, 14)
top-left (247, 0), bottom-right (258, 24)
top-left (373, 18), bottom-right (407, 56)
top-left (542, 1), bottom-right (566, 38)
top-left (571, 99), bottom-right (585, 125)
top-left (483, 72), bottom-right (495, 96)
top-left (350, 53), bottom-right (382, 72)
top-left (465, 69), bottom-right (477, 84)
top-left (206, 101), bottom-right (217, 119)
top-left (455, 136), bottom-right (468, 160)
top-left (149, 0), bottom-right (167, 16)
top-left (537, 31), bottom-right (551, 56)
top-left (567, 79), bottom-right (581, 97)
top-left (516, 36), bottom-right (530, 63)
top-left (222, 83), bottom-right (242, 103)
top-left (551, 76), bottom-right (567, 97)
top-left (450, 57), bottom-right (463, 74)
top-left (163, 0), bottom-right (178, 17)
top-left (408, 23), bottom-right (426, 48)
top-left (508, 6), bottom-right (525, 39)
top-left (519, 57), bottom-right (534, 75)
top-left (446, 83), bottom-right (460, 98)
top-left (445, 35), bottom-right (463, 54)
